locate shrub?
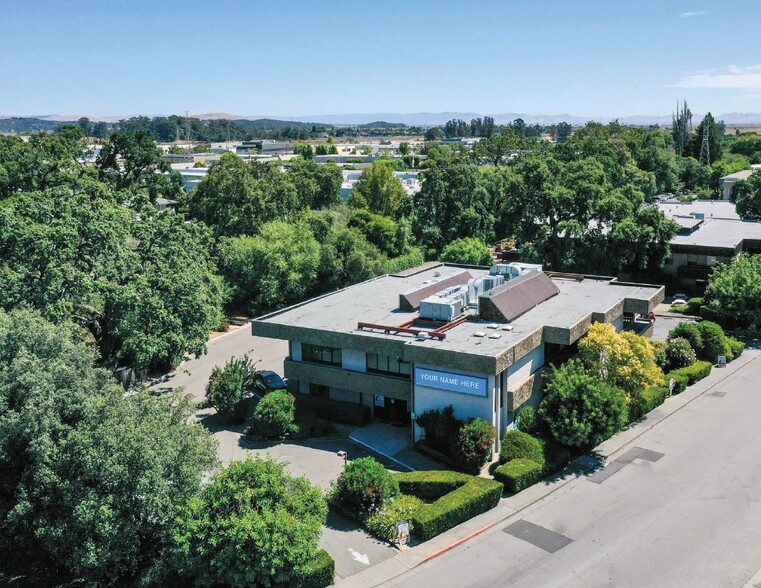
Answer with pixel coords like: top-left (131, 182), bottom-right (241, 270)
top-left (542, 441), bottom-right (572, 473)
top-left (365, 495), bottom-right (424, 543)
top-left (539, 359), bottom-right (628, 449)
top-left (517, 405), bottom-right (539, 434)
top-left (291, 549), bottom-right (335, 588)
top-left (493, 459), bottom-right (544, 493)
top-left (417, 405), bottom-right (462, 456)
top-left (499, 430), bottom-right (545, 466)
top-left (686, 297), bottom-right (704, 315)
top-left (652, 339), bottom-right (668, 371)
top-left (665, 371), bottom-right (689, 394)
top-left (727, 337), bottom-right (745, 361)
top-left (669, 322), bottom-right (703, 358)
top-left (696, 321), bottom-right (727, 364)
top-left (205, 355), bottom-right (257, 424)
top-left (629, 386), bottom-right (669, 421)
top-left (440, 237), bottom-right (492, 266)
top-left (332, 457), bottom-right (399, 522)
top-left (293, 393), bottom-right (370, 426)
top-left (668, 360), bottom-right (712, 387)
top-left (249, 391), bottom-right (297, 439)
top-left (393, 470), bottom-right (471, 499)
top-left (393, 471), bottom-right (503, 541)
top-left (664, 337), bottom-right (696, 371)
top-left (456, 418), bottom-right (495, 473)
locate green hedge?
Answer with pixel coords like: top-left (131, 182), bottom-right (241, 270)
top-left (668, 360), bottom-right (712, 387)
top-left (394, 470), bottom-right (473, 499)
top-left (629, 386), bottom-right (669, 421)
top-left (293, 393), bottom-right (371, 426)
top-left (727, 337), bottom-right (745, 361)
top-left (497, 430), bottom-right (571, 474)
top-left (289, 549), bottom-right (335, 588)
top-left (393, 471), bottom-right (503, 541)
top-left (493, 459), bottom-right (544, 493)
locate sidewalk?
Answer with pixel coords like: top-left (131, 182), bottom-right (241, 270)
top-left (336, 349), bottom-right (759, 587)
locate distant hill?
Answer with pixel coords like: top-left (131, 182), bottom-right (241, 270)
top-left (356, 121), bottom-right (406, 129)
top-left (232, 118), bottom-right (333, 130)
top-left (0, 117), bottom-right (64, 133)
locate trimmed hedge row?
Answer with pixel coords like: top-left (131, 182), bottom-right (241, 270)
top-left (289, 549), bottom-right (335, 588)
top-left (629, 386), bottom-right (669, 421)
top-left (727, 337), bottom-right (745, 361)
top-left (493, 459), bottom-right (544, 493)
top-left (666, 360), bottom-right (712, 394)
top-left (393, 471), bottom-right (503, 541)
top-left (293, 393), bottom-right (371, 426)
top-left (497, 430), bottom-right (571, 474)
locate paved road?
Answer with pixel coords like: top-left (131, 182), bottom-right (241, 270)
top-left (387, 350), bottom-right (761, 588)
top-left (154, 324), bottom-right (288, 402)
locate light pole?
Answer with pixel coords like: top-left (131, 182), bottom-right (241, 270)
top-left (337, 450), bottom-right (348, 467)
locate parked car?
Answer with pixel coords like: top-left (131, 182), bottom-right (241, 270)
top-left (254, 370), bottom-right (288, 393)
top-left (672, 293), bottom-right (688, 305)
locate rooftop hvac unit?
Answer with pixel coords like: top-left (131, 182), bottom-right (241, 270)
top-left (490, 262), bottom-right (542, 281)
top-left (467, 275), bottom-right (505, 308)
top-left (419, 295), bottom-right (464, 322)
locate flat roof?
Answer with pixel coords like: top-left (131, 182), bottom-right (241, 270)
top-left (658, 200), bottom-right (741, 221)
top-left (253, 264), bottom-right (662, 361)
top-left (671, 218), bottom-right (761, 249)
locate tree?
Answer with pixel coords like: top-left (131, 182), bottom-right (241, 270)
top-left (672, 100), bottom-right (692, 157)
top-left (353, 160), bottom-right (408, 218)
top-left (439, 237), bottom-right (492, 266)
top-left (0, 308), bottom-right (217, 585)
top-left (206, 355), bottom-right (258, 424)
top-left (288, 158), bottom-right (342, 209)
top-left (538, 359), bottom-right (628, 449)
top-left (219, 220), bottom-right (321, 311)
top-left (691, 112), bottom-right (724, 165)
top-left (171, 458), bottom-right (328, 588)
top-left (577, 323), bottom-right (663, 395)
top-left (704, 254), bottom-right (761, 328)
top-left (250, 391), bottom-right (297, 439)
top-left (456, 418), bottom-right (495, 472)
top-left (731, 171), bottom-right (761, 219)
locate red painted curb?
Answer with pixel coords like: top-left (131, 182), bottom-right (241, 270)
top-left (422, 524), bottom-right (494, 562)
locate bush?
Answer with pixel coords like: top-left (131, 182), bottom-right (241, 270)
top-left (668, 360), bottom-right (712, 387)
top-left (518, 405), bottom-right (538, 434)
top-left (687, 297), bottom-right (704, 315)
top-left (499, 430), bottom-right (545, 466)
top-left (365, 495), bottom-right (424, 543)
top-left (652, 339), bottom-right (668, 371)
top-left (456, 418), bottom-right (495, 473)
top-left (727, 337), bottom-right (745, 361)
top-left (539, 359), bottom-right (629, 449)
top-left (291, 549), bottom-right (335, 588)
top-left (332, 457), bottom-right (399, 522)
top-left (664, 337), bottom-right (696, 371)
top-left (293, 393), bottom-right (370, 426)
top-left (493, 459), bottom-right (544, 493)
top-left (417, 405), bottom-right (462, 455)
top-left (205, 355), bottom-right (257, 424)
top-left (440, 237), bottom-right (492, 266)
top-left (629, 386), bottom-right (669, 421)
top-left (249, 391), bottom-right (297, 439)
top-left (669, 322), bottom-right (704, 358)
top-left (696, 321), bottom-right (727, 364)
top-left (542, 441), bottom-right (572, 473)
top-left (393, 471), bottom-right (503, 541)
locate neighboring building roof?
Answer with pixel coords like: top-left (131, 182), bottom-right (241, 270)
top-left (720, 169), bottom-right (755, 182)
top-left (670, 218), bottom-right (761, 250)
top-left (658, 200), bottom-right (741, 221)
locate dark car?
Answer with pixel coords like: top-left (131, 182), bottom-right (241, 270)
top-left (254, 370), bottom-right (288, 393)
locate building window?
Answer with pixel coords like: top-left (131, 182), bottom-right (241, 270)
top-left (302, 343), bottom-right (342, 366)
top-left (366, 353), bottom-right (411, 379)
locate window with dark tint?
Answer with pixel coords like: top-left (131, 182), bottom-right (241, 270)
top-left (366, 353), bottom-right (411, 378)
top-left (302, 343), bottom-right (342, 366)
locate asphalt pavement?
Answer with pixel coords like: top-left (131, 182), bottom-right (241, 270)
top-left (382, 349), bottom-right (761, 588)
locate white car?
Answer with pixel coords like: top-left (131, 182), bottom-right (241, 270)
top-left (672, 295), bottom-right (688, 305)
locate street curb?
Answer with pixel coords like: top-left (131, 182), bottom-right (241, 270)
top-left (348, 435), bottom-right (415, 472)
top-left (335, 349), bottom-right (760, 587)
top-left (421, 524), bottom-right (494, 563)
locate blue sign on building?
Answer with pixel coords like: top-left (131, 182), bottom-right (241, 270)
top-left (414, 368), bottom-right (487, 397)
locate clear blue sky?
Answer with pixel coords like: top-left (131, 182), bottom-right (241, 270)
top-left (2, 0), bottom-right (760, 119)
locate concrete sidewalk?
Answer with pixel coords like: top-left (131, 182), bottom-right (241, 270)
top-left (336, 349), bottom-right (759, 587)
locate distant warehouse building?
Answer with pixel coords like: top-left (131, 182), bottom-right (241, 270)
top-left (252, 263), bottom-right (663, 450)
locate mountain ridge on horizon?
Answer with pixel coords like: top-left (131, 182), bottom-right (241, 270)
top-left (3, 111), bottom-right (761, 127)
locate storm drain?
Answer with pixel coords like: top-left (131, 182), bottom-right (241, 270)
top-left (503, 520), bottom-right (573, 553)
top-left (710, 390), bottom-right (727, 398)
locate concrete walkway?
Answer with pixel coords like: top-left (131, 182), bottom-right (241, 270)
top-left (349, 421), bottom-right (445, 471)
top-left (336, 349), bottom-right (759, 587)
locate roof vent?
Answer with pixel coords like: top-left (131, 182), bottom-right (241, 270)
top-left (487, 323), bottom-right (499, 329)
top-left (502, 325), bottom-right (514, 331)
top-left (416, 332), bottom-right (428, 341)
top-left (488, 333), bottom-right (502, 339)
top-left (473, 331), bottom-right (486, 338)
